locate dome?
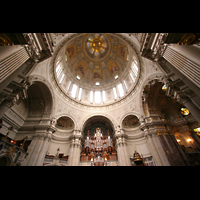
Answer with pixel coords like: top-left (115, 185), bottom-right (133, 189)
top-left (85, 34), bottom-right (109, 60)
top-left (52, 33), bottom-right (140, 106)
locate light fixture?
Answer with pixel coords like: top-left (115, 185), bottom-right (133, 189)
top-left (194, 127), bottom-right (200, 132)
top-left (194, 127), bottom-right (200, 136)
top-left (177, 139), bottom-right (180, 143)
top-left (187, 139), bottom-right (192, 142)
top-left (181, 108), bottom-right (190, 116)
top-left (162, 85), bottom-right (167, 90)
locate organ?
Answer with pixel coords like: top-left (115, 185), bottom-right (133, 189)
top-left (80, 127), bottom-right (117, 165)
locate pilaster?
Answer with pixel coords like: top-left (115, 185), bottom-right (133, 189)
top-left (68, 130), bottom-right (82, 166)
top-left (114, 128), bottom-right (130, 166)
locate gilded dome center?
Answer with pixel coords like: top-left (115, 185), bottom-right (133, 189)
top-left (85, 33), bottom-right (109, 61)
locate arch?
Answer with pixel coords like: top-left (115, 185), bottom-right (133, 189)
top-left (120, 112), bottom-right (141, 128)
top-left (139, 72), bottom-right (166, 118)
top-left (28, 75), bottom-right (56, 118)
top-left (80, 113), bottom-right (116, 135)
top-left (55, 114), bottom-right (76, 130)
top-left (0, 153), bottom-right (12, 166)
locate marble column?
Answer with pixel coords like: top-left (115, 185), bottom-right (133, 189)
top-left (120, 130), bottom-right (130, 166)
top-left (123, 143), bottom-right (131, 166)
top-left (71, 144), bottom-right (77, 166)
top-left (67, 142), bottom-right (74, 166)
top-left (115, 143), bottom-right (123, 166)
top-left (35, 132), bottom-right (52, 166)
top-left (23, 134), bottom-right (38, 166)
top-left (115, 133), bottom-right (130, 166)
top-left (157, 133), bottom-right (177, 166)
top-left (151, 130), bottom-right (170, 166)
top-left (68, 130), bottom-right (82, 166)
top-left (27, 132), bottom-right (46, 166)
top-left (144, 129), bottom-right (163, 166)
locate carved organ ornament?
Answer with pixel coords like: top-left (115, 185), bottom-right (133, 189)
top-left (80, 128), bottom-right (117, 165)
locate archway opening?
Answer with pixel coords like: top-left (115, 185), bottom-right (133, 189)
top-left (0, 156), bottom-right (11, 166)
top-left (80, 116), bottom-right (118, 166)
top-left (27, 81), bottom-right (53, 119)
top-left (142, 79), bottom-right (200, 165)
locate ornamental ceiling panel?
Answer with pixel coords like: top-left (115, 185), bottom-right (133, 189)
top-left (64, 33), bottom-right (129, 86)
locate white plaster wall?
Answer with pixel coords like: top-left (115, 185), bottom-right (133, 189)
top-left (47, 140), bottom-right (71, 156)
top-left (127, 138), bottom-right (151, 158)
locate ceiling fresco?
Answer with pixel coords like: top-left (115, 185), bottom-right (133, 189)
top-left (64, 33), bottom-right (129, 86)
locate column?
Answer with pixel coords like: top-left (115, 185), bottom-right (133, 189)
top-left (115, 136), bottom-right (127, 166)
top-left (67, 142), bottom-right (74, 166)
top-left (67, 81), bottom-right (73, 95)
top-left (75, 143), bottom-right (81, 166)
top-left (35, 132), bottom-right (52, 166)
top-left (151, 130), bottom-right (170, 166)
top-left (123, 143), bottom-right (131, 166)
top-left (75, 87), bottom-right (80, 99)
top-left (71, 144), bottom-right (77, 166)
top-left (74, 132), bottom-right (82, 166)
top-left (23, 134), bottom-right (38, 166)
top-left (169, 133), bottom-right (190, 166)
top-left (68, 130), bottom-right (82, 166)
top-left (27, 132), bottom-right (46, 166)
top-left (157, 132), bottom-right (177, 166)
top-left (115, 86), bottom-right (120, 99)
top-left (120, 129), bottom-right (131, 166)
top-left (115, 142), bottom-right (123, 166)
top-left (121, 81), bottom-right (127, 93)
top-left (145, 132), bottom-right (162, 166)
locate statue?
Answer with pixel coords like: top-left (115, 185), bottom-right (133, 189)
top-left (55, 147), bottom-right (60, 158)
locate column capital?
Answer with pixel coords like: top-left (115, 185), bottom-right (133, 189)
top-left (70, 130), bottom-right (82, 140)
top-left (44, 133), bottom-right (52, 141)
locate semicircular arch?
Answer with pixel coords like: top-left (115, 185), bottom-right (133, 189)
top-left (80, 113), bottom-right (117, 134)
